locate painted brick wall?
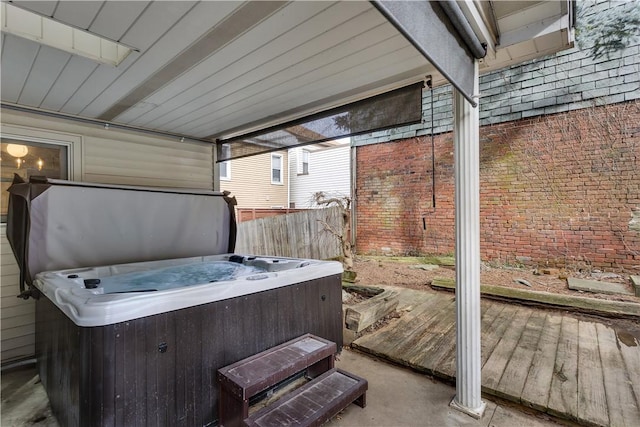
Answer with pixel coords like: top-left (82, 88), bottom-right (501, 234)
top-left (354, 1), bottom-right (640, 148)
top-left (356, 100), bottom-right (640, 269)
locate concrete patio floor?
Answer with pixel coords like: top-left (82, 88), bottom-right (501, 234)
top-left (1, 349), bottom-right (564, 427)
top-left (331, 348), bottom-right (564, 427)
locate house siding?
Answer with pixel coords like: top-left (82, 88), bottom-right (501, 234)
top-left (1, 110), bottom-right (213, 364)
top-left (220, 151), bottom-right (289, 209)
top-left (289, 145), bottom-right (351, 208)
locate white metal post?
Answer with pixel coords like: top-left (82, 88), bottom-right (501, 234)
top-left (450, 60), bottom-right (486, 418)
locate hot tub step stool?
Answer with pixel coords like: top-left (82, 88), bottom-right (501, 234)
top-left (217, 333), bottom-right (339, 427)
top-left (245, 368), bottom-right (367, 427)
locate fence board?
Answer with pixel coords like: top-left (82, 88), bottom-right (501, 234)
top-left (236, 206), bottom-right (342, 259)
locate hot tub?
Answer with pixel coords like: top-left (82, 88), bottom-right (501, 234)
top-left (7, 177), bottom-right (343, 427)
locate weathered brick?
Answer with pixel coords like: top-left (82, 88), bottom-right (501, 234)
top-left (356, 100), bottom-right (640, 269)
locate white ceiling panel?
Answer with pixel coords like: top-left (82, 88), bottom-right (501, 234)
top-left (1, 1), bottom-right (574, 143)
top-left (39, 55), bottom-right (99, 111)
top-left (126, 3), bottom-right (385, 130)
top-left (58, 52), bottom-right (139, 115)
top-left (167, 31), bottom-right (412, 136)
top-left (53, 1), bottom-right (105, 30)
top-left (88, 1), bottom-right (151, 42)
top-left (11, 1), bottom-right (59, 17)
top-left (0, 35), bottom-right (40, 103)
top-left (182, 42), bottom-right (426, 137)
top-left (80, 1), bottom-right (242, 117)
top-left (116, 1), bottom-right (340, 124)
top-left (150, 27), bottom-right (404, 133)
top-left (17, 46), bottom-right (71, 107)
top-left (119, 1), bottom-right (197, 51)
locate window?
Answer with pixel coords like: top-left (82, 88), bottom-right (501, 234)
top-left (271, 154), bottom-right (283, 184)
top-left (301, 149), bottom-right (309, 175)
top-left (219, 144), bottom-right (231, 181)
top-left (1, 139), bottom-right (69, 222)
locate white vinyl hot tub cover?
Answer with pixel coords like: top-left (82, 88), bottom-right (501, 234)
top-left (6, 176), bottom-right (237, 297)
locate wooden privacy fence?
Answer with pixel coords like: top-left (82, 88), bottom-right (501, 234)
top-left (235, 206), bottom-right (343, 259)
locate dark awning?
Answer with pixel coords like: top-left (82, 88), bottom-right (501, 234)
top-left (217, 82), bottom-right (423, 162)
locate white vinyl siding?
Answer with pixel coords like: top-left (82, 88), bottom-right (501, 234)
top-left (0, 109), bottom-right (213, 363)
top-left (289, 144), bottom-right (351, 208)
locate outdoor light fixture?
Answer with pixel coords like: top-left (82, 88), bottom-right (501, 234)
top-left (37, 158), bottom-right (44, 171)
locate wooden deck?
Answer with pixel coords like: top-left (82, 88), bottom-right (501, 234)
top-left (352, 287), bottom-right (640, 427)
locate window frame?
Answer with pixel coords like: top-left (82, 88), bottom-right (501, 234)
top-left (1, 128), bottom-right (80, 223)
top-left (300, 149), bottom-right (310, 175)
top-left (271, 153), bottom-right (283, 185)
top-left (219, 143), bottom-right (231, 181)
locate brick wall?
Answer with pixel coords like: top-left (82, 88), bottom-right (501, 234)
top-left (355, 100), bottom-right (640, 269)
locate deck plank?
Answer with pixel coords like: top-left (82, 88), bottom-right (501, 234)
top-left (520, 313), bottom-right (562, 411)
top-left (352, 293), bottom-right (453, 364)
top-left (548, 316), bottom-right (579, 420)
top-left (577, 321), bottom-right (609, 426)
top-left (437, 300), bottom-right (504, 379)
top-left (480, 304), bottom-right (520, 368)
top-left (481, 307), bottom-right (533, 391)
top-left (495, 310), bottom-right (546, 401)
top-left (596, 323), bottom-right (640, 427)
top-left (398, 302), bottom-right (456, 361)
top-left (389, 299), bottom-right (456, 369)
top-left (617, 328), bottom-right (640, 415)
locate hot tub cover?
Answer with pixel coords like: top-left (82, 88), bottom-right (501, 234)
top-left (6, 175), bottom-right (237, 298)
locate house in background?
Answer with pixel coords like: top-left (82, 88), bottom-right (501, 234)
top-left (288, 138), bottom-right (351, 208)
top-left (219, 138), bottom-right (351, 212)
top-left (218, 145), bottom-right (289, 209)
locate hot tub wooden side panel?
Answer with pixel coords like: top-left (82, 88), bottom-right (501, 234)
top-left (36, 274), bottom-right (342, 427)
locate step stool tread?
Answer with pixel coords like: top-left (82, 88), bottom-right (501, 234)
top-left (245, 368), bottom-right (367, 427)
top-left (218, 334), bottom-right (336, 400)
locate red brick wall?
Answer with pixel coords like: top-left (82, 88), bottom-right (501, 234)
top-left (355, 100), bottom-right (640, 269)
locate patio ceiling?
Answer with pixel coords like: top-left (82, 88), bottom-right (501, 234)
top-left (1, 1), bottom-right (573, 142)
